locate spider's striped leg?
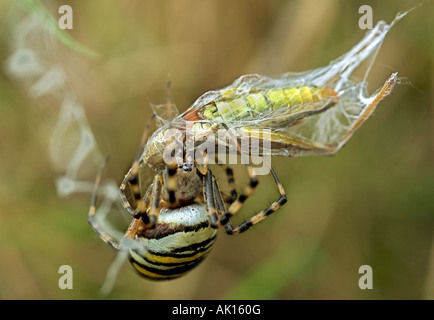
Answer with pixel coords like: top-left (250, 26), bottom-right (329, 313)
top-left (148, 174), bottom-right (163, 225)
top-left (164, 163), bottom-right (178, 206)
top-left (216, 124), bottom-right (288, 234)
top-left (218, 163), bottom-right (238, 205)
top-left (215, 124), bottom-right (259, 228)
top-left (122, 173), bottom-right (162, 230)
top-left (122, 79), bottom-right (174, 214)
top-left (198, 152), bottom-right (231, 225)
top-left (119, 113), bottom-right (156, 220)
top-left (203, 168), bottom-right (236, 233)
top-left (88, 156), bottom-right (120, 250)
top-left (224, 166), bottom-right (287, 235)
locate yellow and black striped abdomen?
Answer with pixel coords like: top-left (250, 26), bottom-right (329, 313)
top-left (200, 86), bottom-right (338, 123)
top-left (129, 203), bottom-right (217, 280)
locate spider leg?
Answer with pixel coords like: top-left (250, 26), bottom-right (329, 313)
top-left (119, 113), bottom-right (156, 219)
top-left (216, 124), bottom-right (259, 228)
top-left (88, 156), bottom-right (120, 250)
top-left (164, 163), bottom-right (178, 206)
top-left (218, 163), bottom-right (237, 204)
top-left (148, 174), bottom-right (163, 226)
top-left (203, 167), bottom-right (237, 234)
top-left (216, 123), bottom-right (287, 234)
top-left (224, 166), bottom-right (287, 235)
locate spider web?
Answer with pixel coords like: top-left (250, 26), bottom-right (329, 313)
top-left (3, 5), bottom-right (126, 293)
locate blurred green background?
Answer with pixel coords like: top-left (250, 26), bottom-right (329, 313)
top-left (0, 0), bottom-right (432, 299)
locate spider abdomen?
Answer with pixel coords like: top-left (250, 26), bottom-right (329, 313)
top-left (128, 203), bottom-right (217, 280)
